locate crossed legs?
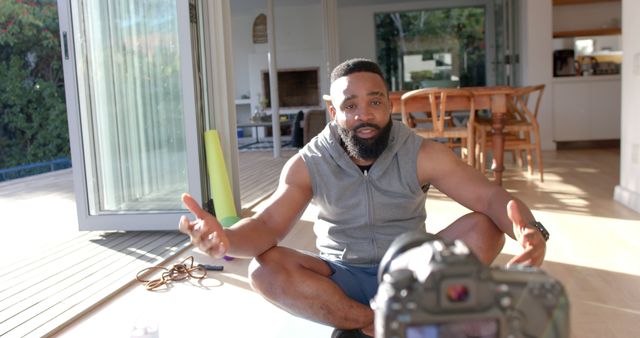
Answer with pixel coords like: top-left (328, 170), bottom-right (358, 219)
top-left (248, 247), bottom-right (375, 333)
top-left (248, 212), bottom-right (505, 335)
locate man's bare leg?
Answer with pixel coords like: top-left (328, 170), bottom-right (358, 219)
top-left (248, 247), bottom-right (375, 335)
top-left (437, 212), bottom-right (506, 265)
top-left (248, 212), bottom-right (504, 336)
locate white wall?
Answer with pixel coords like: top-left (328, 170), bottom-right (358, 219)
top-left (231, 4), bottom-right (327, 115)
top-left (553, 1), bottom-right (621, 33)
top-left (231, 14), bottom-right (253, 100)
top-left (614, 0), bottom-right (640, 213)
top-left (518, 0), bottom-right (554, 150)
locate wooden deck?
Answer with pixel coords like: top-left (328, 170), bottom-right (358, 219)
top-left (238, 149), bottom-right (298, 208)
top-left (0, 231), bottom-right (190, 337)
top-left (0, 149), bottom-right (297, 338)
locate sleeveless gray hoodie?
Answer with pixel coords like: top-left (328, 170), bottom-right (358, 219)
top-left (300, 120), bottom-right (428, 267)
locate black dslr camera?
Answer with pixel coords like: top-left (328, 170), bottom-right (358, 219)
top-left (372, 232), bottom-right (569, 338)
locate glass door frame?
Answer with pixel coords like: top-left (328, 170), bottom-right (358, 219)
top-left (494, 0), bottom-right (519, 86)
top-left (57, 0), bottom-right (204, 231)
top-left (373, 0), bottom-right (497, 89)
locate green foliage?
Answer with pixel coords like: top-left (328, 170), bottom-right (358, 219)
top-left (375, 7), bottom-right (487, 89)
top-left (0, 0), bottom-right (68, 168)
top-left (409, 70), bottom-right (434, 81)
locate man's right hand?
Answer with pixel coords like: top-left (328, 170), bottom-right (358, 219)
top-left (178, 193), bottom-right (230, 258)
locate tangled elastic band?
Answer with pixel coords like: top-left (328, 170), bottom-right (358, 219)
top-left (136, 256), bottom-right (207, 291)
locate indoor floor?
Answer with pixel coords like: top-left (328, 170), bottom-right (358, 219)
top-left (1, 148), bottom-right (638, 337)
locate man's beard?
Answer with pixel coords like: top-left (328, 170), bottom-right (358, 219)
top-left (337, 118), bottom-right (392, 160)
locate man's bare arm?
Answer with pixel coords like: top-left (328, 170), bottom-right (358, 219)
top-left (417, 140), bottom-right (545, 266)
top-left (180, 153), bottom-right (313, 259)
top-left (225, 153), bottom-right (313, 257)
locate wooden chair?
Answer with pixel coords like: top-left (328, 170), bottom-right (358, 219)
top-left (474, 84), bottom-right (545, 182)
top-left (400, 88), bottom-right (476, 166)
top-left (302, 109), bottom-right (326, 144)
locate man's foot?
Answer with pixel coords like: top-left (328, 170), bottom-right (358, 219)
top-left (331, 328), bottom-right (373, 338)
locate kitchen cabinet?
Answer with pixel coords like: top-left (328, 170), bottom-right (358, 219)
top-left (553, 0), bottom-right (619, 5)
top-left (552, 75), bottom-right (621, 142)
top-left (553, 27), bottom-right (620, 38)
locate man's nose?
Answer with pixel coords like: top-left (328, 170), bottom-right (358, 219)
top-left (354, 107), bottom-right (375, 121)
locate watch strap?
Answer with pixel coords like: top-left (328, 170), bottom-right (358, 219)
top-left (528, 221), bottom-right (549, 241)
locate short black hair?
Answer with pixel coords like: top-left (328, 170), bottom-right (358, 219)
top-left (330, 58), bottom-right (385, 84)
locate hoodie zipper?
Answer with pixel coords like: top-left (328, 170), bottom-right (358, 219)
top-left (362, 169), bottom-right (377, 260)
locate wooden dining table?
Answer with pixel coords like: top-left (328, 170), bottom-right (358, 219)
top-left (389, 86), bottom-right (515, 185)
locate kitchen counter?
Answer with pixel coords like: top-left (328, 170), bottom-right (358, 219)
top-left (552, 74), bottom-right (621, 142)
top-left (553, 74), bottom-right (621, 83)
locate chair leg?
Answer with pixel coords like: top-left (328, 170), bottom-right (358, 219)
top-left (511, 150), bottom-right (518, 165)
top-left (462, 139), bottom-right (468, 162)
top-left (478, 132), bottom-right (487, 174)
top-left (474, 132), bottom-right (481, 170)
top-left (475, 142), bottom-right (483, 172)
top-left (534, 133), bottom-right (544, 183)
top-left (526, 149), bottom-right (534, 176)
top-left (467, 136), bottom-right (475, 167)
top-left (515, 149), bottom-right (523, 167)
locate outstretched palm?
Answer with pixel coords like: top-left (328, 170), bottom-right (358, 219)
top-left (178, 193), bottom-right (230, 258)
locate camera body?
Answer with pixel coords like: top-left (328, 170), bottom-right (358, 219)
top-left (372, 232), bottom-right (569, 338)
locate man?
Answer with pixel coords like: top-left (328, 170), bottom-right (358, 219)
top-left (179, 58), bottom-right (547, 338)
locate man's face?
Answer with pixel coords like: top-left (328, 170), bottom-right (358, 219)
top-left (329, 72), bottom-right (393, 160)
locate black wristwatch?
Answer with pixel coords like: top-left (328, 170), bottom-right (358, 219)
top-left (528, 221), bottom-right (549, 241)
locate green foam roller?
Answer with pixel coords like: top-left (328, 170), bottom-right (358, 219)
top-left (220, 215), bottom-right (241, 227)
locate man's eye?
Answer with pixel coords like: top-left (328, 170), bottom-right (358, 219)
top-left (371, 100), bottom-right (381, 106)
top-left (344, 104), bottom-right (356, 110)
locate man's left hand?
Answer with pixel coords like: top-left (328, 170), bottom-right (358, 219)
top-left (505, 200), bottom-right (546, 267)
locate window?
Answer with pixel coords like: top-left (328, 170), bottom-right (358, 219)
top-left (375, 6), bottom-right (487, 90)
top-left (575, 39), bottom-right (594, 56)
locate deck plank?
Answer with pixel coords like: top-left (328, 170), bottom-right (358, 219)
top-left (238, 149), bottom-right (297, 207)
top-left (0, 232), bottom-right (189, 337)
top-left (0, 232), bottom-right (164, 316)
top-left (0, 150), bottom-right (295, 337)
top-left (23, 235), bottom-right (189, 338)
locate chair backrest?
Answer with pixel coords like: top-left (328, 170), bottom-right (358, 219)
top-left (511, 84), bottom-right (545, 125)
top-left (400, 88), bottom-right (476, 135)
top-left (303, 109), bottom-right (327, 145)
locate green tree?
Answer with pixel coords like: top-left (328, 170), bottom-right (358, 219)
top-left (375, 7), bottom-right (486, 89)
top-left (0, 0), bottom-right (68, 168)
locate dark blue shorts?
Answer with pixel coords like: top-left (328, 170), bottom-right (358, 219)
top-left (322, 259), bottom-right (379, 305)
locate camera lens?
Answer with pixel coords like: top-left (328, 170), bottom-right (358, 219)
top-left (446, 284), bottom-right (469, 302)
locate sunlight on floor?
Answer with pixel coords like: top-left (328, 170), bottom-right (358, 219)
top-left (5, 149), bottom-right (639, 338)
top-left (427, 178), bottom-right (640, 278)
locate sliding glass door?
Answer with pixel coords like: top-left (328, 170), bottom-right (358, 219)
top-left (58, 0), bottom-right (203, 230)
top-left (374, 1), bottom-right (498, 91)
top-left (494, 0), bottom-right (519, 86)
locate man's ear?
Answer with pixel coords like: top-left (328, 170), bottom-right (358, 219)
top-left (329, 104), bottom-right (337, 121)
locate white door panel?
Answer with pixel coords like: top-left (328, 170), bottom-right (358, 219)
top-left (58, 0), bottom-right (203, 230)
